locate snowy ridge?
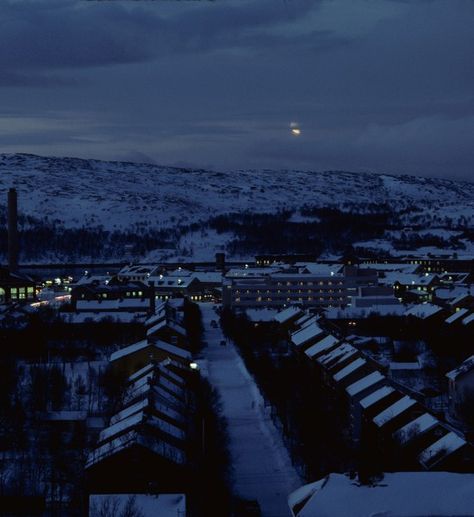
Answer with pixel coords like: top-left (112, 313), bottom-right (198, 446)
top-left (1, 153), bottom-right (474, 232)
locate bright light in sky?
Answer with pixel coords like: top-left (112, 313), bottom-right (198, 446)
top-left (290, 122), bottom-right (301, 136)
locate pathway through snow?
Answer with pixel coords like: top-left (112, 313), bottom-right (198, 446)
top-left (199, 304), bottom-right (301, 517)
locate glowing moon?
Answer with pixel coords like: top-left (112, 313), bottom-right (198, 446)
top-left (290, 122), bottom-right (301, 136)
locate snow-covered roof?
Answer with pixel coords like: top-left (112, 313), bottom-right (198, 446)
top-left (463, 313), bottom-right (474, 326)
top-left (66, 312), bottom-right (146, 323)
top-left (318, 343), bottom-right (358, 369)
top-left (76, 298), bottom-right (150, 311)
top-left (359, 386), bottom-right (395, 409)
top-left (435, 286), bottom-right (471, 301)
top-left (333, 357), bottom-right (366, 382)
top-left (389, 361), bottom-right (421, 370)
top-left (110, 339), bottom-right (190, 363)
top-left (380, 272), bottom-right (438, 286)
top-left (86, 429), bottom-right (185, 469)
top-left (291, 322), bottom-right (324, 348)
top-left (394, 413), bottom-right (439, 444)
top-left (147, 319), bottom-right (167, 336)
top-left (110, 340), bottom-right (148, 361)
top-left (148, 275), bottom-right (195, 288)
top-left (325, 304), bottom-right (407, 319)
top-left (373, 395), bottom-right (417, 427)
top-left (404, 303), bottom-right (443, 319)
top-left (360, 263), bottom-right (419, 273)
top-left (89, 494), bottom-right (186, 517)
top-left (128, 362), bottom-right (155, 383)
top-left (304, 335), bottom-right (339, 359)
top-left (445, 308), bottom-right (469, 324)
top-left (418, 431), bottom-right (466, 469)
top-left (191, 271), bottom-right (222, 283)
top-left (294, 313), bottom-right (313, 327)
top-left (227, 267), bottom-right (279, 278)
top-left (446, 355), bottom-right (474, 381)
top-left (246, 308), bottom-right (279, 322)
top-left (145, 304), bottom-right (167, 326)
top-left (450, 291), bottom-right (473, 307)
top-left (155, 341), bottom-right (191, 361)
top-left (75, 274), bottom-right (111, 286)
top-left (99, 409), bottom-right (185, 444)
top-left (274, 306), bottom-right (302, 324)
top-left (298, 263), bottom-right (341, 276)
top-left (167, 321), bottom-right (186, 336)
top-left (346, 371), bottom-right (385, 397)
top-left (289, 472), bottom-right (474, 517)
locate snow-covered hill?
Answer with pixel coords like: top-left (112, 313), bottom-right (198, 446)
top-left (0, 153), bottom-right (473, 262)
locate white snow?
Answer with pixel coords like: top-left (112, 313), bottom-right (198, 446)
top-left (304, 335), bottom-right (339, 359)
top-left (291, 322), bottom-right (324, 348)
top-left (418, 431), bottom-right (466, 468)
top-left (332, 357), bottom-right (366, 382)
top-left (372, 395), bottom-right (417, 427)
top-left (359, 386), bottom-right (394, 409)
top-left (76, 299), bottom-right (150, 310)
top-left (274, 306), bottom-right (302, 324)
top-left (445, 308), bottom-right (469, 324)
top-left (289, 471), bottom-right (474, 517)
top-left (89, 494), bottom-right (185, 517)
top-left (446, 355), bottom-right (474, 381)
top-left (394, 413), bottom-right (439, 444)
top-left (463, 312), bottom-right (474, 326)
top-left (405, 303), bottom-right (443, 319)
top-left (200, 303), bottom-right (301, 517)
top-left (246, 308), bottom-right (279, 322)
top-left (318, 343), bottom-right (358, 369)
top-left (110, 340), bottom-right (148, 361)
top-left (2, 153), bottom-right (474, 262)
top-left (346, 371), bottom-right (385, 397)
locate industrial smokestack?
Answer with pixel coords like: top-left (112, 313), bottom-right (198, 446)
top-left (7, 188), bottom-right (19, 273)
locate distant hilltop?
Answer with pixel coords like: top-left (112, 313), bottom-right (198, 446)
top-left (0, 153), bottom-right (473, 263)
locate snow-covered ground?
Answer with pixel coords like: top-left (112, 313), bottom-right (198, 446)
top-left (2, 153), bottom-right (474, 262)
top-left (199, 304), bottom-right (301, 516)
top-left (1, 153), bottom-right (474, 232)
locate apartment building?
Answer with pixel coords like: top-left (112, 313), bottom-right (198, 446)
top-left (222, 263), bottom-right (377, 309)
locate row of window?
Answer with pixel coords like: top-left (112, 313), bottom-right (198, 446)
top-left (10, 286), bottom-right (35, 300)
top-left (235, 288), bottom-right (344, 294)
top-left (275, 280), bottom-right (343, 286)
top-left (235, 296), bottom-right (345, 303)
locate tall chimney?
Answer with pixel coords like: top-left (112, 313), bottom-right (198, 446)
top-left (7, 188), bottom-right (19, 273)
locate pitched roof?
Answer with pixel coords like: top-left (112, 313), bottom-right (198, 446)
top-left (346, 371), bottom-right (385, 397)
top-left (291, 322), bottom-right (324, 347)
top-left (304, 335), bottom-right (339, 359)
top-left (446, 355), bottom-right (474, 381)
top-left (359, 386), bottom-right (394, 409)
top-left (393, 413), bottom-right (439, 444)
top-left (418, 431), bottom-right (466, 469)
top-left (373, 395), bottom-right (417, 427)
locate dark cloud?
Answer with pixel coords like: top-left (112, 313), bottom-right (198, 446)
top-left (0, 0), bottom-right (472, 180)
top-left (0, 0), bottom-right (326, 75)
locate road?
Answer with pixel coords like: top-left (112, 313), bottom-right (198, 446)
top-left (199, 304), bottom-right (301, 517)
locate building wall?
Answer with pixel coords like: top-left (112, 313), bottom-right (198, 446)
top-left (223, 270), bottom-right (376, 309)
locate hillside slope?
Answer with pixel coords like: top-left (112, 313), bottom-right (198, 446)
top-left (0, 153), bottom-right (472, 262)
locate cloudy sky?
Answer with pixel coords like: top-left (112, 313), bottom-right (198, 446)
top-left (0, 0), bottom-right (473, 179)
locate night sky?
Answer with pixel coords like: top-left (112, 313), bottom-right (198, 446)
top-left (1, 0), bottom-right (473, 179)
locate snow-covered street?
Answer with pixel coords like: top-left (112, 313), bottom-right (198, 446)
top-left (199, 304), bottom-right (301, 517)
